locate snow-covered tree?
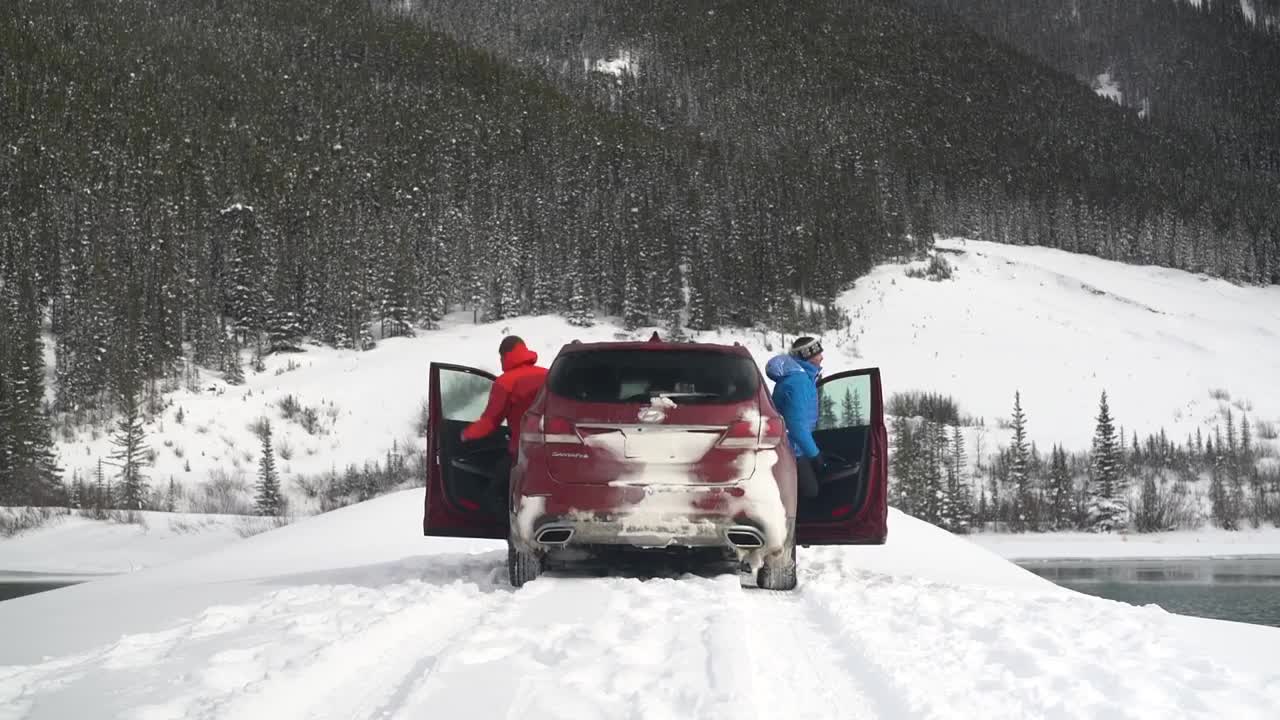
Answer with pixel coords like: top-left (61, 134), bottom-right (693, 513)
top-left (109, 380), bottom-right (150, 510)
top-left (1008, 391), bottom-right (1031, 528)
top-left (1087, 391), bottom-right (1127, 531)
top-left (1047, 445), bottom-right (1072, 529)
top-left (255, 419), bottom-right (284, 516)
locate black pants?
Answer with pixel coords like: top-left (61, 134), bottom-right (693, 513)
top-left (488, 452), bottom-right (512, 516)
top-left (797, 456), bottom-right (822, 499)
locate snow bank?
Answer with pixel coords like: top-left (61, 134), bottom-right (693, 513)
top-left (970, 526), bottom-right (1280, 560)
top-left (1, 490), bottom-right (1278, 718)
top-left (0, 510), bottom-right (278, 575)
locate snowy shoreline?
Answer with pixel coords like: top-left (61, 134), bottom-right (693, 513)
top-left (971, 527), bottom-right (1280, 561)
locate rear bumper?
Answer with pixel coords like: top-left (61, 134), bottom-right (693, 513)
top-left (526, 513), bottom-right (769, 550)
top-left (511, 483), bottom-right (789, 553)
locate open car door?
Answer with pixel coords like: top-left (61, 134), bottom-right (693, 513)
top-left (423, 362), bottom-right (510, 539)
top-left (795, 367), bottom-right (888, 545)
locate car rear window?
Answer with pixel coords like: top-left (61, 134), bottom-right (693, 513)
top-left (547, 350), bottom-right (759, 404)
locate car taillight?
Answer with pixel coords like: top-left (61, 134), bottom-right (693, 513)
top-left (718, 418), bottom-right (760, 449)
top-left (544, 415), bottom-right (582, 444)
top-left (524, 414), bottom-right (582, 445)
top-left (757, 415), bottom-right (786, 449)
top-left (717, 415), bottom-right (786, 450)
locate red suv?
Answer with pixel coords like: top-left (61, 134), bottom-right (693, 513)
top-left (423, 336), bottom-right (887, 590)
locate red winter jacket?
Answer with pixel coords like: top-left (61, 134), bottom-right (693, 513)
top-left (461, 342), bottom-right (548, 455)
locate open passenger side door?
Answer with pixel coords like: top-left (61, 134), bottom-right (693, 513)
top-left (423, 362), bottom-right (509, 539)
top-left (795, 367), bottom-right (888, 545)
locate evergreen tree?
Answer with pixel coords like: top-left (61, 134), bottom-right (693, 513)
top-left (949, 424), bottom-right (972, 532)
top-left (890, 416), bottom-right (917, 514)
top-left (109, 379), bottom-right (150, 510)
top-left (1090, 391), bottom-right (1121, 499)
top-left (255, 419), bottom-right (284, 516)
top-left (224, 334), bottom-right (246, 385)
top-left (919, 420), bottom-right (944, 524)
top-left (818, 390), bottom-right (838, 431)
top-left (1087, 390), bottom-right (1126, 531)
top-left (0, 274), bottom-right (61, 503)
top-left (1008, 391), bottom-right (1031, 529)
top-left (1047, 445), bottom-right (1072, 529)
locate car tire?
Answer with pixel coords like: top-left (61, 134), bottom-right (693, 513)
top-left (756, 543), bottom-right (798, 591)
top-left (508, 540), bottom-right (543, 588)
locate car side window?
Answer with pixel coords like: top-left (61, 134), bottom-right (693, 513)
top-left (439, 368), bottom-right (496, 423)
top-left (816, 374), bottom-right (871, 431)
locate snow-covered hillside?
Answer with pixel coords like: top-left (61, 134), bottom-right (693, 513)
top-left (846, 238), bottom-right (1280, 452)
top-left (1, 489), bottom-right (1277, 719)
top-left (49, 237), bottom-right (1280, 509)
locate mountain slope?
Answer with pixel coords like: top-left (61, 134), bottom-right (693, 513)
top-left (409, 0), bottom-right (1280, 284)
top-left (1, 489), bottom-right (1277, 718)
top-left (903, 0), bottom-right (1280, 189)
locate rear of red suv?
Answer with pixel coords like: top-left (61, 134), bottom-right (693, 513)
top-left (509, 340), bottom-right (798, 583)
top-left (422, 336), bottom-right (888, 592)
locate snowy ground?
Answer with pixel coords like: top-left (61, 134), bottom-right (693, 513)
top-left (970, 526), bottom-right (1280, 561)
top-left (1, 489), bottom-right (1277, 719)
top-left (45, 237), bottom-right (1280, 513)
top-left (0, 510), bottom-right (279, 575)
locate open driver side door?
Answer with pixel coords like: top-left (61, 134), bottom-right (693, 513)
top-left (423, 362), bottom-right (510, 539)
top-left (795, 367), bottom-right (889, 545)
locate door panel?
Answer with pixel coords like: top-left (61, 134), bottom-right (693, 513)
top-left (423, 363), bottom-right (509, 539)
top-left (796, 367), bottom-right (888, 545)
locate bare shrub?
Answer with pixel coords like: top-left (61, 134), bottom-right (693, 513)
top-left (107, 509), bottom-right (148, 527)
top-left (248, 416), bottom-right (271, 442)
top-left (190, 469), bottom-right (254, 515)
top-left (300, 406), bottom-right (320, 435)
top-left (235, 515), bottom-right (289, 538)
top-left (1131, 472), bottom-right (1199, 532)
top-left (278, 394), bottom-right (302, 420)
top-left (278, 437), bottom-right (294, 461)
top-left (0, 507), bottom-right (69, 537)
top-left (1256, 420), bottom-right (1278, 441)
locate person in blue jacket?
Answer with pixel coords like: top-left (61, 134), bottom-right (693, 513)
top-left (765, 335), bottom-right (825, 499)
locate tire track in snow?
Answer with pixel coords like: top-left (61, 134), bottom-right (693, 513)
top-left (388, 573), bottom-right (766, 720)
top-left (0, 554), bottom-right (516, 720)
top-left (197, 581), bottom-right (514, 720)
top-left (735, 588), bottom-right (899, 720)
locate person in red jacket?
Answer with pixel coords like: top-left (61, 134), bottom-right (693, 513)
top-left (461, 335), bottom-right (548, 514)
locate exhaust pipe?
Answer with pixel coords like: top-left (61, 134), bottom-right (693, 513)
top-left (725, 526), bottom-right (764, 548)
top-left (535, 525), bottom-right (574, 545)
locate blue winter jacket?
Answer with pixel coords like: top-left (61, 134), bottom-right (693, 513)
top-left (765, 354), bottom-right (821, 459)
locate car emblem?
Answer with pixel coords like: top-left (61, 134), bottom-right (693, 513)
top-left (638, 406), bottom-right (666, 423)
